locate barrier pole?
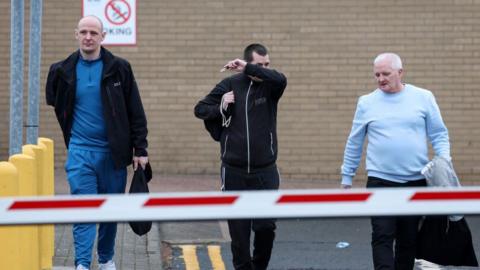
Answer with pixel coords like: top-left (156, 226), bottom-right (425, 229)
top-left (9, 154), bottom-right (40, 270)
top-left (0, 162), bottom-right (21, 270)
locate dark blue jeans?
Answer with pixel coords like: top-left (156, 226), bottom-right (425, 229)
top-left (367, 176), bottom-right (426, 270)
top-left (65, 148), bottom-right (127, 268)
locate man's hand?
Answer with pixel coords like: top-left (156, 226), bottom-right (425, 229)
top-left (220, 59), bottom-right (247, 72)
top-left (341, 184), bottom-right (352, 189)
top-left (221, 91), bottom-right (235, 110)
top-left (133, 156), bottom-right (148, 171)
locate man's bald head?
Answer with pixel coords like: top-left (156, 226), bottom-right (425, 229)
top-left (75, 15), bottom-right (105, 60)
top-left (77, 15), bottom-right (104, 33)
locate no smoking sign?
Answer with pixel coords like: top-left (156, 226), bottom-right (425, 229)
top-left (105, 0), bottom-right (131, 25)
top-left (83, 0), bottom-right (136, 46)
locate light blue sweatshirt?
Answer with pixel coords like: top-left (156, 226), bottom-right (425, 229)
top-left (341, 84), bottom-right (450, 185)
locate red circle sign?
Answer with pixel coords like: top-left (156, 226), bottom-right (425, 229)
top-left (105, 0), bottom-right (131, 25)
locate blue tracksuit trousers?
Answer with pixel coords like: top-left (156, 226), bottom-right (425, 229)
top-left (65, 148), bottom-right (127, 268)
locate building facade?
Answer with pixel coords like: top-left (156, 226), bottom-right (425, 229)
top-left (1, 0), bottom-right (480, 182)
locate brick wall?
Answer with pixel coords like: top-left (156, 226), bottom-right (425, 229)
top-left (1, 0), bottom-right (480, 183)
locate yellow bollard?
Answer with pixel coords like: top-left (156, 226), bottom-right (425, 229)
top-left (24, 144), bottom-right (53, 270)
top-left (38, 138), bottom-right (55, 270)
top-left (9, 154), bottom-right (40, 270)
top-left (0, 162), bottom-right (21, 270)
top-left (38, 138), bottom-right (54, 196)
top-left (38, 139), bottom-right (55, 269)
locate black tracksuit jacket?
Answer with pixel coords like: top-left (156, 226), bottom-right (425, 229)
top-left (46, 47), bottom-right (148, 169)
top-left (194, 63), bottom-right (287, 173)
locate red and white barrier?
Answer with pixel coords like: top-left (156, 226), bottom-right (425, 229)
top-left (0, 187), bottom-right (480, 225)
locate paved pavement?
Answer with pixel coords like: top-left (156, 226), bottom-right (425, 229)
top-left (53, 169), bottom-right (164, 270)
top-left (53, 223), bottom-right (161, 270)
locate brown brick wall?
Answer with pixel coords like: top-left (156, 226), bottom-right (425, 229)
top-left (1, 0), bottom-right (480, 184)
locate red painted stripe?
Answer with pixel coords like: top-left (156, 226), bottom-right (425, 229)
top-left (277, 193), bottom-right (371, 203)
top-left (9, 199), bottom-right (105, 210)
top-left (144, 196), bottom-right (238, 206)
top-left (411, 191), bottom-right (480, 201)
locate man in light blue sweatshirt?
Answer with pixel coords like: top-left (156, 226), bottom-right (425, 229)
top-left (341, 53), bottom-right (451, 270)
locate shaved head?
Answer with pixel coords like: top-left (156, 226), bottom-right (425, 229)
top-left (75, 15), bottom-right (105, 60)
top-left (78, 15), bottom-right (104, 32)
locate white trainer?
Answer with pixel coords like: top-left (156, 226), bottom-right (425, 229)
top-left (98, 260), bottom-right (116, 270)
top-left (76, 264), bottom-right (89, 270)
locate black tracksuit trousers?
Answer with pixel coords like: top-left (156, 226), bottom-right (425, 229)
top-left (221, 164), bottom-right (280, 270)
top-left (367, 176), bottom-right (426, 270)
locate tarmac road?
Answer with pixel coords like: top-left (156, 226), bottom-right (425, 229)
top-left (161, 217), bottom-right (480, 270)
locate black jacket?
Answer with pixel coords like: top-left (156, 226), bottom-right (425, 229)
top-left (46, 47), bottom-right (148, 168)
top-left (194, 63), bottom-right (287, 172)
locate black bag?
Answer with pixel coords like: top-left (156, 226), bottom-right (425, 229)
top-left (204, 118), bottom-right (222, 142)
top-left (416, 216), bottom-right (478, 267)
top-left (128, 163), bottom-right (153, 236)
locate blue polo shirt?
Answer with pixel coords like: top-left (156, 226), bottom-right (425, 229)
top-left (69, 56), bottom-right (109, 152)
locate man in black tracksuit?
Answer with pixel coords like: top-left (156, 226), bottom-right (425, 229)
top-left (194, 43), bottom-right (287, 270)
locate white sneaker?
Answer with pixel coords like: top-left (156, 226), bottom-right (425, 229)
top-left (76, 265), bottom-right (89, 270)
top-left (98, 260), bottom-right (116, 270)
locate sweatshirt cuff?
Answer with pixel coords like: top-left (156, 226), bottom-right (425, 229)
top-left (341, 175), bottom-right (353, 186)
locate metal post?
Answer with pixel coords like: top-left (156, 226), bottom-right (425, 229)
top-left (26, 0), bottom-right (42, 144)
top-left (9, 0), bottom-right (25, 156)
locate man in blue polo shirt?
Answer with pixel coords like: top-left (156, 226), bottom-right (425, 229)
top-left (46, 15), bottom-right (148, 270)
